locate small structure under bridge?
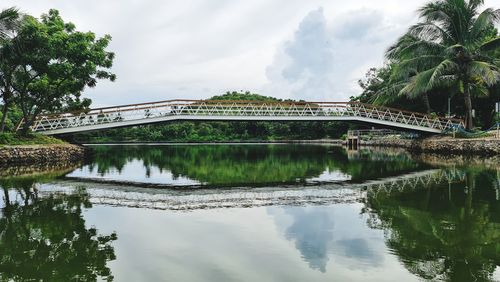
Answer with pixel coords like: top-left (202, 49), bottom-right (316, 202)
top-left (17, 100), bottom-right (465, 135)
top-left (346, 129), bottom-right (404, 149)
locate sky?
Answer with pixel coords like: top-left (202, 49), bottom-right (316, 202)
top-left (3, 0), bottom-right (499, 107)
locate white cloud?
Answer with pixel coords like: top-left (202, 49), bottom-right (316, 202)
top-left (262, 7), bottom-right (406, 101)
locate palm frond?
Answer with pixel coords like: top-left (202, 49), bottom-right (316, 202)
top-left (373, 81), bottom-right (407, 105)
top-left (0, 7), bottom-right (19, 22)
top-left (386, 34), bottom-right (445, 61)
top-left (469, 82), bottom-right (489, 97)
top-left (418, 1), bottom-right (453, 23)
top-left (478, 37), bottom-right (500, 52)
top-left (468, 0), bottom-right (485, 12)
top-left (0, 7), bottom-right (21, 40)
top-left (391, 55), bottom-right (444, 80)
top-left (428, 59), bottom-right (459, 87)
top-left (468, 61), bottom-right (500, 86)
top-left (408, 21), bottom-right (453, 42)
top-left (400, 68), bottom-right (437, 99)
top-left (445, 44), bottom-right (469, 56)
top-left (470, 8), bottom-right (500, 39)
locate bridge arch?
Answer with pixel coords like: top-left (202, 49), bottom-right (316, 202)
top-left (19, 100), bottom-right (464, 135)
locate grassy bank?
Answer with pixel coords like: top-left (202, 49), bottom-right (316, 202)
top-left (0, 133), bottom-right (66, 146)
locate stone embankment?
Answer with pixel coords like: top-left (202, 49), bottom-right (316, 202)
top-left (360, 137), bottom-right (500, 155)
top-left (0, 144), bottom-right (88, 166)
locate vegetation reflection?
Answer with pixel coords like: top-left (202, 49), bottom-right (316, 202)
top-left (0, 175), bottom-right (117, 281)
top-left (366, 168), bottom-right (500, 281)
top-left (85, 145), bottom-right (429, 186)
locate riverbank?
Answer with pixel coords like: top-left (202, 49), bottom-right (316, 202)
top-left (0, 144), bottom-right (88, 166)
top-left (0, 136), bottom-right (498, 167)
top-left (359, 136), bottom-right (500, 155)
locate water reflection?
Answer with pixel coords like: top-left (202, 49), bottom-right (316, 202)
top-left (67, 145), bottom-right (430, 186)
top-left (0, 175), bottom-right (117, 281)
top-left (0, 145), bottom-right (498, 281)
top-left (366, 169), bottom-right (500, 282)
top-left (282, 207), bottom-right (334, 272)
top-left (268, 204), bottom-right (386, 274)
top-left (264, 167), bottom-right (500, 280)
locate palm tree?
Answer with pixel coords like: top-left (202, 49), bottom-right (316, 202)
top-left (0, 7), bottom-right (19, 40)
top-left (387, 0), bottom-right (500, 129)
top-left (0, 7), bottom-right (21, 132)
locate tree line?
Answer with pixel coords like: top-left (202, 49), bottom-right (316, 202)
top-left (0, 8), bottom-right (115, 134)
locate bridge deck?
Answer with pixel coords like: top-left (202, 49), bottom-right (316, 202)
top-left (19, 100), bottom-right (464, 135)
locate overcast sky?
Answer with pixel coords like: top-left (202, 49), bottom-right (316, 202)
top-left (3, 0), bottom-right (499, 106)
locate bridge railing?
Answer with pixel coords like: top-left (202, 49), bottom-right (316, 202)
top-left (19, 100), bottom-right (465, 133)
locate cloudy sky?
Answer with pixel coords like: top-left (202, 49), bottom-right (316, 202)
top-left (3, 0), bottom-right (498, 106)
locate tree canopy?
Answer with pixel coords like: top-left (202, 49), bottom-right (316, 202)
top-left (0, 8), bottom-right (115, 133)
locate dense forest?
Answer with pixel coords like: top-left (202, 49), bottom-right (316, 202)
top-left (70, 92), bottom-right (351, 143)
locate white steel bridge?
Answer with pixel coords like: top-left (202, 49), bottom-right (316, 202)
top-left (19, 100), bottom-right (465, 135)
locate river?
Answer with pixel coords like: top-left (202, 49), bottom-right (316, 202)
top-left (0, 144), bottom-right (499, 281)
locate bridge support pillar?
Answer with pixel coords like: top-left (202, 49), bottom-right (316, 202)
top-left (347, 137), bottom-right (359, 150)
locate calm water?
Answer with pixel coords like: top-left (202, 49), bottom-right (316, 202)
top-left (0, 144), bottom-right (499, 281)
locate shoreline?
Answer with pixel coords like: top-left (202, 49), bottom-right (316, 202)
top-left (0, 144), bottom-right (89, 167)
top-left (358, 137), bottom-right (500, 155)
top-left (0, 137), bottom-right (498, 167)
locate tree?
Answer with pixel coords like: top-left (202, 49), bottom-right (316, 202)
top-left (10, 9), bottom-right (115, 133)
top-left (387, 0), bottom-right (500, 129)
top-left (0, 7), bottom-right (22, 132)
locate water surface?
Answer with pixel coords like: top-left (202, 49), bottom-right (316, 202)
top-left (0, 144), bottom-right (499, 281)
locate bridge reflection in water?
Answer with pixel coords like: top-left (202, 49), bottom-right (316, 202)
top-left (30, 168), bottom-right (472, 211)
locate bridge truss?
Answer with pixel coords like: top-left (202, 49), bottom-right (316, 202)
top-left (19, 100), bottom-right (465, 135)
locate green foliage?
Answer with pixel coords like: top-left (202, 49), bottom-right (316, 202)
top-left (0, 105), bottom-right (22, 131)
top-left (383, 0), bottom-right (500, 129)
top-left (353, 65), bottom-right (431, 112)
top-left (0, 132), bottom-right (65, 146)
top-left (210, 91), bottom-right (283, 102)
top-left (351, 1), bottom-right (500, 130)
top-left (0, 8), bottom-right (115, 134)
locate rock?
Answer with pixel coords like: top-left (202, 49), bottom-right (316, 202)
top-left (0, 144), bottom-right (89, 166)
top-left (358, 138), bottom-right (500, 155)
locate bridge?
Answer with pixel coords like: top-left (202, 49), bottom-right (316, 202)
top-left (19, 99), bottom-right (465, 135)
